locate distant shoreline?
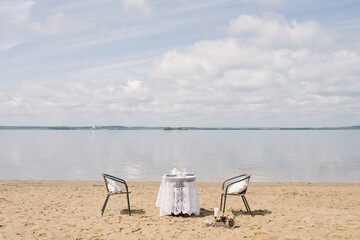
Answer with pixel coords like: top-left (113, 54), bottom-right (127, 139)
top-left (0, 126), bottom-right (359, 130)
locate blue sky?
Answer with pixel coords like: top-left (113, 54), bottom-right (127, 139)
top-left (1, 0), bottom-right (360, 127)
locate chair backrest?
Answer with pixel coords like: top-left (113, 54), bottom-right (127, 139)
top-left (241, 174), bottom-right (251, 194)
top-left (224, 174), bottom-right (251, 194)
top-left (102, 173), bottom-right (128, 193)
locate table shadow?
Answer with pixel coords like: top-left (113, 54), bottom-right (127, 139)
top-left (199, 208), bottom-right (215, 217)
top-left (168, 208), bottom-right (213, 218)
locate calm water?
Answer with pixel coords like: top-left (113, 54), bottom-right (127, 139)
top-left (0, 130), bottom-right (359, 182)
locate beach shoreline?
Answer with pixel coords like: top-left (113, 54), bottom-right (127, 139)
top-left (1, 180), bottom-right (359, 239)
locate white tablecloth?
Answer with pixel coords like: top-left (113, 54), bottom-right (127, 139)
top-left (156, 174), bottom-right (200, 216)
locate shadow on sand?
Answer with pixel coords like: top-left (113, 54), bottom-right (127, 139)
top-left (162, 208), bottom-right (214, 218)
top-left (198, 208), bottom-right (272, 217)
top-left (120, 209), bottom-right (145, 215)
top-left (232, 209), bottom-right (272, 216)
top-left (199, 208), bottom-right (214, 217)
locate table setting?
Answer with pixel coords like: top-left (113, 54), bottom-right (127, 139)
top-left (156, 168), bottom-right (200, 216)
top-left (204, 208), bottom-right (236, 228)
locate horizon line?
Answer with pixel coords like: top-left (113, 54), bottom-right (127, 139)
top-left (0, 125), bottom-right (359, 130)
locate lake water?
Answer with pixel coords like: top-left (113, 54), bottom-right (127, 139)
top-left (0, 130), bottom-right (359, 182)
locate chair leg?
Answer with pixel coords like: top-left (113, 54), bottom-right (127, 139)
top-left (222, 193), bottom-right (228, 213)
top-left (126, 192), bottom-right (131, 216)
top-left (101, 193), bottom-right (111, 215)
top-left (220, 193), bottom-right (224, 211)
top-left (241, 196), bottom-right (248, 212)
top-left (242, 196), bottom-right (253, 217)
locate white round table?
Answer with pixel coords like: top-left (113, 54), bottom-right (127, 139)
top-left (156, 174), bottom-right (200, 216)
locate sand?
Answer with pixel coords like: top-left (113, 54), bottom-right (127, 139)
top-left (0, 180), bottom-right (359, 239)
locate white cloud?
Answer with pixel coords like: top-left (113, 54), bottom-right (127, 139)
top-left (217, 69), bottom-right (287, 92)
top-left (0, 0), bottom-right (35, 23)
top-left (1, 11), bottom-right (359, 127)
top-left (227, 14), bottom-right (332, 50)
top-left (0, 0), bottom-right (90, 47)
top-left (0, 40), bottom-right (21, 52)
top-left (28, 12), bottom-right (90, 36)
top-left (146, 14), bottom-right (360, 126)
top-left (244, 0), bottom-right (285, 6)
top-left (0, 78), bottom-right (153, 125)
top-left (122, 0), bottom-right (152, 20)
top-left (123, 80), bottom-right (148, 94)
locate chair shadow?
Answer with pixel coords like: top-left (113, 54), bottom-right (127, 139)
top-left (232, 209), bottom-right (272, 216)
top-left (120, 209), bottom-right (145, 215)
top-left (199, 208), bottom-right (215, 217)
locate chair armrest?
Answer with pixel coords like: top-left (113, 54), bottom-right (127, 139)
top-left (221, 174), bottom-right (249, 190)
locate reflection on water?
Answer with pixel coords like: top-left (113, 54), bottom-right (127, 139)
top-left (0, 130), bottom-right (359, 182)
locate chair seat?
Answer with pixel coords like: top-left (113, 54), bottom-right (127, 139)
top-left (220, 190), bottom-right (246, 195)
top-left (110, 190), bottom-right (131, 195)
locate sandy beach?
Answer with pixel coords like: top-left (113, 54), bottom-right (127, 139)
top-left (0, 180), bottom-right (359, 239)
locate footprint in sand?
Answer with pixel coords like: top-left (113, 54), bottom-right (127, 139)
top-left (104, 218), bottom-right (113, 224)
top-left (132, 227), bottom-right (142, 233)
top-left (24, 222), bottom-right (35, 227)
top-left (38, 233), bottom-right (47, 237)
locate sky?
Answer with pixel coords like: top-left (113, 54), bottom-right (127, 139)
top-left (1, 0), bottom-right (360, 127)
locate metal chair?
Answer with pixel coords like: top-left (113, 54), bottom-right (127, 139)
top-left (101, 173), bottom-right (131, 216)
top-left (219, 174), bottom-right (253, 217)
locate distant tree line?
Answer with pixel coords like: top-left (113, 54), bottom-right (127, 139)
top-left (0, 126), bottom-right (359, 131)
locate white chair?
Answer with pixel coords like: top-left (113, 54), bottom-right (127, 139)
top-left (101, 173), bottom-right (131, 216)
top-left (219, 174), bottom-right (253, 217)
